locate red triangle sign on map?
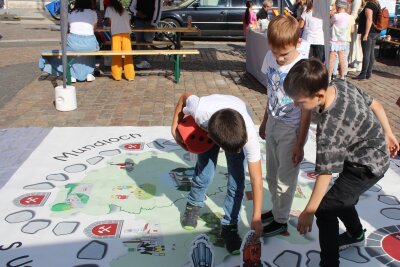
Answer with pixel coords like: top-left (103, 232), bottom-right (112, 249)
top-left (92, 223), bottom-right (118, 237)
top-left (14, 192), bottom-right (51, 207)
top-left (85, 220), bottom-right (123, 239)
top-left (123, 143), bottom-right (143, 150)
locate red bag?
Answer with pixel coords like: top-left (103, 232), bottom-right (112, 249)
top-left (372, 3), bottom-right (389, 30)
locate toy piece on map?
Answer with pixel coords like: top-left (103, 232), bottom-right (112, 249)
top-left (189, 234), bottom-right (215, 267)
top-left (123, 223), bottom-right (166, 256)
top-left (51, 183), bottom-right (92, 211)
top-left (177, 115), bottom-right (214, 154)
top-left (169, 167), bottom-right (195, 191)
top-left (110, 158), bottom-right (135, 172)
top-left (294, 185), bottom-right (306, 199)
top-left (241, 230), bottom-right (263, 267)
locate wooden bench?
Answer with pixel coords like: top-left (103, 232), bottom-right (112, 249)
top-left (378, 39), bottom-right (400, 63)
top-left (101, 40), bottom-right (195, 48)
top-left (41, 49), bottom-right (200, 83)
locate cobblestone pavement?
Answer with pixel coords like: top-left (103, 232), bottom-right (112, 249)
top-left (1, 22), bottom-right (398, 134)
top-left (0, 16), bottom-right (399, 184)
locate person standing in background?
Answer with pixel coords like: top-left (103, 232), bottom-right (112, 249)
top-left (299, 0), bottom-right (326, 63)
top-left (353, 0), bottom-right (380, 80)
top-left (129, 0), bottom-right (162, 69)
top-left (242, 1), bottom-right (257, 37)
top-left (328, 0), bottom-right (354, 81)
top-left (257, 0), bottom-right (274, 21)
top-left (348, 0), bottom-right (363, 72)
top-left (105, 0), bottom-right (135, 81)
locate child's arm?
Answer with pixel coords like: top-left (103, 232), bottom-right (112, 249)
top-left (248, 160), bottom-right (264, 238)
top-left (171, 92), bottom-right (191, 150)
top-left (370, 99), bottom-right (400, 157)
top-left (292, 109), bottom-right (311, 166)
top-left (259, 106), bottom-right (269, 140)
top-left (298, 18), bottom-right (305, 28)
top-left (297, 174), bottom-right (332, 234)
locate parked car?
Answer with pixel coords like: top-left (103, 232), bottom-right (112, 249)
top-left (160, 0), bottom-right (291, 37)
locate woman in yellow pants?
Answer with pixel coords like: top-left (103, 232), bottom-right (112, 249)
top-left (104, 0), bottom-right (135, 81)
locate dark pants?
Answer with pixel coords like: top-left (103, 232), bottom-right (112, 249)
top-left (360, 32), bottom-right (380, 78)
top-left (133, 18), bottom-right (155, 63)
top-left (315, 163), bottom-right (384, 267)
top-left (309, 45), bottom-right (326, 63)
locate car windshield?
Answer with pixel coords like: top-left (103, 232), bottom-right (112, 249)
top-left (178, 0), bottom-right (195, 7)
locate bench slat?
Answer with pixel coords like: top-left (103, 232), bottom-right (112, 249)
top-left (41, 49), bottom-right (200, 57)
top-left (101, 41), bottom-right (195, 46)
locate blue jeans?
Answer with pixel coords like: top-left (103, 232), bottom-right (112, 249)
top-left (38, 33), bottom-right (99, 81)
top-left (133, 18), bottom-right (155, 62)
top-left (187, 144), bottom-right (246, 225)
top-left (360, 32), bottom-right (380, 77)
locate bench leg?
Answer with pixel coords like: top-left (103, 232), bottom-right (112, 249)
top-left (174, 54), bottom-right (180, 83)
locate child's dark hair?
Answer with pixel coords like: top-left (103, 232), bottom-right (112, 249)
top-left (208, 109), bottom-right (247, 154)
top-left (109, 0), bottom-right (124, 15)
top-left (71, 0), bottom-right (95, 12)
top-left (283, 58), bottom-right (329, 98)
top-left (245, 1), bottom-right (254, 24)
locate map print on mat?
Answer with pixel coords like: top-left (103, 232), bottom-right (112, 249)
top-left (0, 127), bottom-right (399, 267)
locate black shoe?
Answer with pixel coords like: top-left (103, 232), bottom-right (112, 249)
top-left (366, 74), bottom-right (371, 79)
top-left (220, 224), bottom-right (242, 255)
top-left (339, 229), bottom-right (366, 250)
top-left (181, 203), bottom-right (201, 230)
top-left (263, 220), bottom-right (288, 237)
top-left (261, 210), bottom-right (274, 225)
top-left (352, 74), bottom-right (366, 80)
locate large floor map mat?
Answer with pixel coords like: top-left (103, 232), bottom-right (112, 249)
top-left (1, 127), bottom-right (399, 267)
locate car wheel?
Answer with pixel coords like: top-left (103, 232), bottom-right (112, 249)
top-left (153, 19), bottom-right (180, 49)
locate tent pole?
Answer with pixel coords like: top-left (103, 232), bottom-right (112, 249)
top-left (60, 0), bottom-right (68, 88)
top-left (279, 0), bottom-right (284, 16)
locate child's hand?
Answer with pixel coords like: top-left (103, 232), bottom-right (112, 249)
top-left (171, 126), bottom-right (188, 151)
top-left (297, 210), bottom-right (314, 235)
top-left (251, 218), bottom-right (263, 239)
top-left (292, 144), bottom-right (304, 166)
top-left (385, 133), bottom-right (399, 157)
top-left (259, 122), bottom-right (266, 140)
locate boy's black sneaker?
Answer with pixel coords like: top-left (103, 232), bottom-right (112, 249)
top-left (261, 210), bottom-right (274, 225)
top-left (181, 203), bottom-right (201, 230)
top-left (263, 221), bottom-right (288, 237)
top-left (339, 229), bottom-right (366, 250)
top-left (220, 224), bottom-right (242, 255)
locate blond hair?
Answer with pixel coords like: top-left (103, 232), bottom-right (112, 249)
top-left (267, 15), bottom-right (300, 48)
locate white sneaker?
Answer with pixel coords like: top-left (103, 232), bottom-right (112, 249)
top-left (136, 61), bottom-right (151, 69)
top-left (70, 76), bottom-right (77, 83)
top-left (347, 67), bottom-right (357, 72)
top-left (86, 74), bottom-right (96, 82)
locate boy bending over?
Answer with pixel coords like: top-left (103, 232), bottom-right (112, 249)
top-left (284, 58), bottom-right (399, 267)
top-left (171, 93), bottom-right (263, 255)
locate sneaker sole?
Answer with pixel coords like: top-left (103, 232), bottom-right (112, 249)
top-left (263, 227), bottom-right (288, 237)
top-left (230, 249), bottom-right (241, 255)
top-left (182, 225), bottom-right (195, 230)
top-left (261, 217), bottom-right (274, 226)
top-left (339, 240), bottom-right (365, 250)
